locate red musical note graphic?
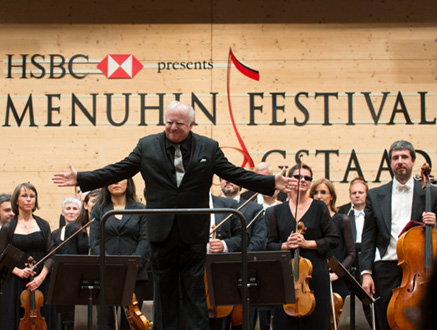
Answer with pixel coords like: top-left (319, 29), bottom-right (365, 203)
top-left (224, 49), bottom-right (260, 168)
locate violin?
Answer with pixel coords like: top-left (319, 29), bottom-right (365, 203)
top-left (19, 256), bottom-right (47, 330)
top-left (283, 157), bottom-right (316, 317)
top-left (283, 221), bottom-right (316, 317)
top-left (125, 293), bottom-right (152, 330)
top-left (387, 163), bottom-right (437, 330)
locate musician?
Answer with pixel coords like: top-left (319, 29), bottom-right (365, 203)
top-left (64, 189), bottom-right (100, 255)
top-left (52, 101), bottom-right (292, 330)
top-left (219, 178), bottom-right (266, 330)
top-left (0, 182), bottom-right (57, 329)
top-left (309, 178), bottom-right (355, 300)
top-left (208, 193), bottom-right (241, 330)
top-left (51, 197), bottom-right (81, 254)
top-left (89, 178), bottom-right (149, 330)
top-left (0, 193), bottom-right (14, 229)
top-left (361, 140), bottom-right (437, 330)
top-left (267, 164), bottom-right (339, 330)
top-left (241, 162), bottom-right (287, 207)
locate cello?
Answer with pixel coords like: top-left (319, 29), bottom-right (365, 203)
top-left (283, 157), bottom-right (316, 317)
top-left (387, 163), bottom-right (437, 330)
top-left (19, 256), bottom-right (47, 330)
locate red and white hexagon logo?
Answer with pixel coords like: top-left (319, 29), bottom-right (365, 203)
top-left (97, 54), bottom-right (143, 78)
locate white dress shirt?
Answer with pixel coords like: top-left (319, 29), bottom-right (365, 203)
top-left (374, 177), bottom-right (414, 262)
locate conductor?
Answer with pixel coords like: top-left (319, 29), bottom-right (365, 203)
top-left (52, 100), bottom-right (293, 330)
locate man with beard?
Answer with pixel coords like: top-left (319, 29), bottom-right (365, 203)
top-left (0, 194), bottom-right (14, 229)
top-left (361, 140), bottom-right (437, 330)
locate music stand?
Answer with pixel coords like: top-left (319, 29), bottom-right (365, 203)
top-left (47, 255), bottom-right (140, 330)
top-left (328, 257), bottom-right (377, 330)
top-left (205, 251), bottom-right (295, 306)
top-left (0, 244), bottom-right (24, 315)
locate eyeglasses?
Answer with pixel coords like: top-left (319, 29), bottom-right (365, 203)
top-left (312, 190), bottom-right (330, 196)
top-left (292, 174), bottom-right (313, 182)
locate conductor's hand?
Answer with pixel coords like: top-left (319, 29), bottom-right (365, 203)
top-left (52, 164), bottom-right (78, 187)
top-left (362, 273), bottom-right (375, 296)
top-left (275, 167), bottom-right (293, 193)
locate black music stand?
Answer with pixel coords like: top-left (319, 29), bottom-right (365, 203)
top-left (205, 251), bottom-right (295, 307)
top-left (47, 255), bottom-right (140, 330)
top-left (328, 257), bottom-right (377, 330)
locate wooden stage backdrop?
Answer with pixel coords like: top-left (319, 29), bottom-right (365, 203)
top-left (0, 0), bottom-right (436, 227)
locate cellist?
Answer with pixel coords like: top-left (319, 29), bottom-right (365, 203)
top-left (266, 163), bottom-right (339, 330)
top-left (361, 140), bottom-right (437, 330)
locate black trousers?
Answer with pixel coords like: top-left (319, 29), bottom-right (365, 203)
top-left (372, 261), bottom-right (402, 330)
top-left (150, 221), bottom-right (208, 330)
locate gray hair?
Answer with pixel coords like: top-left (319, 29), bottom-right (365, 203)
top-left (254, 162), bottom-right (273, 175)
top-left (165, 101), bottom-right (195, 123)
top-left (389, 140), bottom-right (416, 161)
top-left (62, 197), bottom-right (82, 211)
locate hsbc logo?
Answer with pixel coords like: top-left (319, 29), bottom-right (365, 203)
top-left (4, 53), bottom-right (214, 79)
top-left (97, 54), bottom-right (143, 79)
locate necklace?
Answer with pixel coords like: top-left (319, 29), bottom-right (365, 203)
top-left (20, 220), bottom-right (31, 228)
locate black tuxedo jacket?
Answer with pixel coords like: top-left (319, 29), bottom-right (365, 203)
top-left (89, 201), bottom-right (149, 281)
top-left (337, 203), bottom-right (353, 217)
top-left (211, 195), bottom-right (241, 252)
top-left (361, 179), bottom-right (437, 271)
top-left (78, 132), bottom-right (275, 245)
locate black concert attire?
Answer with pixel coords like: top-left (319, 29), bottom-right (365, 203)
top-left (267, 200), bottom-right (339, 330)
top-left (0, 216), bottom-right (57, 330)
top-left (327, 212), bottom-right (355, 300)
top-left (77, 131), bottom-right (276, 330)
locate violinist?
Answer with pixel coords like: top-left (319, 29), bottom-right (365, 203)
top-left (0, 182), bottom-right (57, 329)
top-left (361, 140), bottom-right (437, 330)
top-left (309, 178), bottom-right (355, 300)
top-left (266, 164), bottom-right (339, 330)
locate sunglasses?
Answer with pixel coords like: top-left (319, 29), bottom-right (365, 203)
top-left (312, 190), bottom-right (330, 196)
top-left (292, 174), bottom-right (313, 182)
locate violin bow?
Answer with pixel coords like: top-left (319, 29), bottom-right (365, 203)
top-left (246, 209), bottom-right (265, 230)
top-left (210, 192), bottom-right (259, 236)
top-left (30, 218), bottom-right (95, 270)
top-left (294, 154), bottom-right (304, 231)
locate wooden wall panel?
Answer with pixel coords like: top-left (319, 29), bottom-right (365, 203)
top-left (1, 3), bottom-right (436, 226)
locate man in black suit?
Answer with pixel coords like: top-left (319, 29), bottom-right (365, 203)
top-left (53, 101), bottom-right (293, 330)
top-left (361, 140), bottom-right (437, 330)
top-left (209, 194), bottom-right (241, 253)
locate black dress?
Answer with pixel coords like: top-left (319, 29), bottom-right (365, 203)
top-left (267, 200), bottom-right (339, 330)
top-left (327, 213), bottom-right (355, 300)
top-left (0, 217), bottom-right (57, 330)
